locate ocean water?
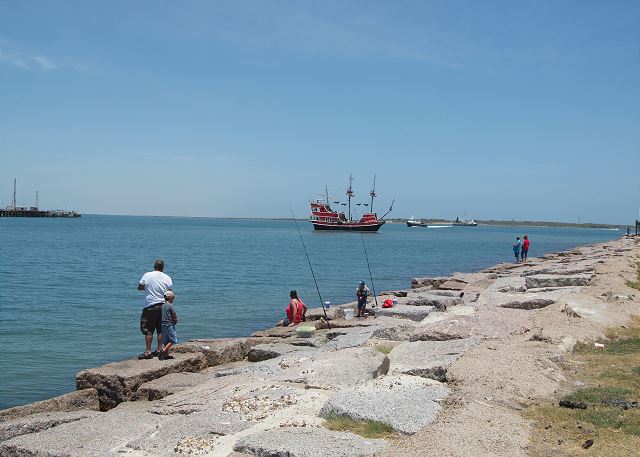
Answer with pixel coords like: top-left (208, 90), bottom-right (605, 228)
top-left (0, 215), bottom-right (621, 409)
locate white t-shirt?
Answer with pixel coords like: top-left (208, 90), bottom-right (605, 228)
top-left (139, 271), bottom-right (173, 308)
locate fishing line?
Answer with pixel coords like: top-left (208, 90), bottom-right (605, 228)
top-left (360, 233), bottom-right (379, 308)
top-left (290, 207), bottom-right (330, 329)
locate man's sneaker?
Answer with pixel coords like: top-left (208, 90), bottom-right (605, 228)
top-left (158, 351), bottom-right (166, 360)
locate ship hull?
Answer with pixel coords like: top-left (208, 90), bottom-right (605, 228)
top-left (311, 221), bottom-right (385, 232)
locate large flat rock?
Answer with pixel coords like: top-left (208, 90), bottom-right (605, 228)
top-left (0, 404), bottom-right (161, 456)
top-left (476, 291), bottom-right (557, 310)
top-left (172, 337), bottom-right (258, 367)
top-left (234, 427), bottom-right (389, 457)
top-left (275, 347), bottom-right (390, 390)
top-left (410, 308), bottom-right (531, 341)
top-left (451, 272), bottom-right (497, 287)
top-left (216, 347), bottom-right (389, 391)
top-left (521, 266), bottom-right (594, 277)
top-left (251, 318), bottom-right (374, 339)
top-left (486, 276), bottom-right (527, 293)
top-left (524, 273), bottom-right (592, 289)
top-left (371, 320), bottom-right (419, 341)
top-left (323, 318), bottom-right (378, 329)
top-left (437, 279), bottom-right (467, 290)
top-left (499, 297), bottom-right (556, 310)
top-left (0, 389), bottom-right (99, 422)
top-left (248, 342), bottom-right (318, 362)
top-left (560, 294), bottom-right (620, 325)
top-left (319, 375), bottom-right (450, 434)
top-left (139, 375), bottom-right (331, 455)
top-left (76, 352), bottom-right (207, 410)
top-left (411, 289), bottom-right (463, 297)
top-left (135, 371), bottom-right (209, 401)
top-left (404, 293), bottom-right (462, 311)
top-left (150, 374), bottom-right (263, 416)
top-left (411, 276), bottom-right (448, 289)
top-left (375, 305), bottom-right (435, 321)
top-left (321, 327), bottom-right (378, 350)
top-left (252, 326), bottom-right (298, 338)
top-left (0, 410), bottom-right (100, 442)
top-left (388, 339), bottom-right (478, 381)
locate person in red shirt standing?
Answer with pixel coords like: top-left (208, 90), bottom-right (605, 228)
top-left (521, 235), bottom-right (530, 262)
top-left (277, 290), bottom-right (308, 327)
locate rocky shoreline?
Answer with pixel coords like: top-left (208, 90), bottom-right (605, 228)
top-left (1, 237), bottom-right (638, 456)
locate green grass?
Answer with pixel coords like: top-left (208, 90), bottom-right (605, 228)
top-left (323, 414), bottom-right (396, 439)
top-left (563, 387), bottom-right (632, 404)
top-left (582, 408), bottom-right (629, 430)
top-left (626, 262), bottom-right (640, 290)
top-left (575, 337), bottom-right (640, 355)
top-left (524, 315), bottom-right (640, 455)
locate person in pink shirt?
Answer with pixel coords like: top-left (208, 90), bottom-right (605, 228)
top-left (521, 235), bottom-right (530, 261)
top-left (277, 290), bottom-right (308, 327)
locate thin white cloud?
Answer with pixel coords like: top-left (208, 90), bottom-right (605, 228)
top-left (32, 55), bottom-right (57, 70)
top-left (0, 39), bottom-right (58, 71)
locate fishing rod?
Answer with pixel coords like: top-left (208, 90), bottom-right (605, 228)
top-left (290, 207), bottom-right (330, 329)
top-left (360, 233), bottom-right (379, 308)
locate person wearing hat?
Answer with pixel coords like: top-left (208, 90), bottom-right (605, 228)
top-left (138, 258), bottom-right (173, 359)
top-left (355, 280), bottom-right (370, 318)
top-left (159, 290), bottom-right (178, 360)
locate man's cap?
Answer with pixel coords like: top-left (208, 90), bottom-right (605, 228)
top-left (358, 280), bottom-right (365, 286)
top-left (164, 290), bottom-right (175, 299)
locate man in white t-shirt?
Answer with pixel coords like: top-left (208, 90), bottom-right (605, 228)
top-left (137, 258), bottom-right (173, 359)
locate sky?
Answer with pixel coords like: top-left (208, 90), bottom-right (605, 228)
top-left (0, 1), bottom-right (638, 224)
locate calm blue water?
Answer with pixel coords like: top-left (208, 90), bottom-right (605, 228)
top-left (0, 215), bottom-right (621, 409)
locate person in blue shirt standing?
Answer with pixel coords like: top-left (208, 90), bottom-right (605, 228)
top-left (159, 290), bottom-right (178, 360)
top-left (355, 280), bottom-right (370, 317)
top-left (513, 237), bottom-right (522, 263)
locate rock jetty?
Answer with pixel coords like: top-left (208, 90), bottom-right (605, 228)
top-left (1, 237), bottom-right (638, 456)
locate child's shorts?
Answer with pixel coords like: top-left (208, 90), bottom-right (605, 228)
top-left (162, 325), bottom-right (178, 345)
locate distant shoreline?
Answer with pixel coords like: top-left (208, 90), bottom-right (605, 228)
top-left (80, 213), bottom-right (627, 229)
top-left (387, 218), bottom-right (626, 229)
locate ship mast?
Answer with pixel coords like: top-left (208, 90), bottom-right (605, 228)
top-left (11, 178), bottom-right (16, 210)
top-left (346, 174), bottom-right (354, 222)
top-left (369, 175), bottom-right (376, 213)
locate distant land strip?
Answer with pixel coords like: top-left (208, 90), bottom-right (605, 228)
top-left (387, 218), bottom-right (625, 229)
top-left (87, 214), bottom-right (628, 228)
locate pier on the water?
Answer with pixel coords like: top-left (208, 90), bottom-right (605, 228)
top-left (2, 179), bottom-right (81, 218)
top-left (0, 208), bottom-right (81, 218)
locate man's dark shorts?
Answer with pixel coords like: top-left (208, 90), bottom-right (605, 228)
top-left (140, 303), bottom-right (163, 335)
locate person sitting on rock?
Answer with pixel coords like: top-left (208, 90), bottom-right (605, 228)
top-left (355, 280), bottom-right (370, 317)
top-left (277, 290), bottom-right (307, 327)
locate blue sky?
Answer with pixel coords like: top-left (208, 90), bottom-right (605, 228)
top-left (1, 1), bottom-right (638, 224)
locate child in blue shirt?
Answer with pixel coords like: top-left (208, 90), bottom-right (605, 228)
top-left (159, 290), bottom-right (178, 360)
top-left (513, 237), bottom-right (522, 263)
